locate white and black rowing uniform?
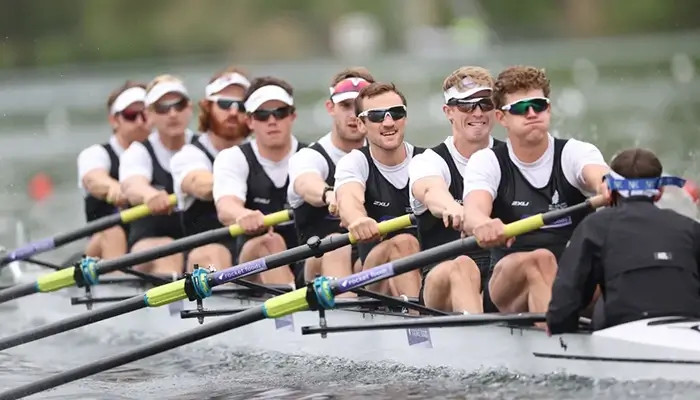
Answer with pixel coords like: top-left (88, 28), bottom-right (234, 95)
top-left (212, 137), bottom-right (307, 285)
top-left (463, 134), bottom-right (607, 312)
top-left (77, 136), bottom-right (129, 233)
top-left (287, 133), bottom-right (360, 265)
top-left (334, 142), bottom-right (425, 263)
top-left (409, 136), bottom-right (504, 304)
top-left (119, 130), bottom-right (198, 250)
top-left (171, 133), bottom-right (240, 260)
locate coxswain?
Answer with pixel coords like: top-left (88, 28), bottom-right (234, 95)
top-left (77, 81), bottom-right (150, 260)
top-left (171, 67), bottom-right (252, 271)
top-left (409, 66), bottom-right (504, 313)
top-left (334, 82), bottom-right (424, 297)
top-left (287, 67), bottom-right (374, 287)
top-left (547, 148), bottom-right (700, 334)
top-left (461, 66), bottom-right (609, 314)
top-left (119, 75), bottom-right (196, 274)
top-left (213, 76), bottom-right (306, 287)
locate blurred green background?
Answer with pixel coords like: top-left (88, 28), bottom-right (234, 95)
top-left (0, 0), bottom-right (698, 250)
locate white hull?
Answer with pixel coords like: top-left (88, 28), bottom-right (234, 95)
top-left (8, 278), bottom-right (700, 384)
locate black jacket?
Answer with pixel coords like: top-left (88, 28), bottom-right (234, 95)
top-left (547, 197), bottom-right (700, 333)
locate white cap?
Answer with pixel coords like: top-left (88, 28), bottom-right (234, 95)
top-left (111, 87), bottom-right (147, 114)
top-left (205, 73), bottom-right (250, 97)
top-left (443, 77), bottom-right (492, 103)
top-left (145, 80), bottom-right (189, 106)
top-left (244, 85), bottom-right (294, 112)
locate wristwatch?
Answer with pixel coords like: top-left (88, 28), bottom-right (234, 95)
top-left (321, 186), bottom-right (334, 205)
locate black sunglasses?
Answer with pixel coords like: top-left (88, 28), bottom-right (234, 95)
top-left (209, 96), bottom-right (245, 112)
top-left (358, 105), bottom-right (407, 123)
top-left (152, 98), bottom-right (189, 115)
top-left (119, 110), bottom-right (147, 122)
top-left (446, 97), bottom-right (495, 113)
top-left (250, 106), bottom-right (294, 122)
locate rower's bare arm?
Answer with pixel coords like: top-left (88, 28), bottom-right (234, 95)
top-left (215, 196), bottom-right (248, 226)
top-left (336, 182), bottom-right (368, 228)
top-left (462, 191), bottom-right (494, 235)
top-left (121, 176), bottom-right (160, 206)
top-left (181, 170), bottom-right (214, 201)
top-left (293, 172), bottom-right (328, 207)
top-left (412, 176), bottom-right (458, 217)
top-left (82, 169), bottom-right (119, 200)
top-left (581, 164), bottom-right (610, 193)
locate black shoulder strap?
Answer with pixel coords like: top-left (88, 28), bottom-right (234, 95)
top-left (142, 140), bottom-right (157, 160)
top-left (192, 138), bottom-right (215, 163)
top-left (412, 146), bottom-right (426, 156)
top-left (492, 137), bottom-right (506, 148)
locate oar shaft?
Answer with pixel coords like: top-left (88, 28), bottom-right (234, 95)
top-left (0, 297), bottom-right (145, 351)
top-left (0, 307), bottom-right (265, 400)
top-left (0, 282), bottom-right (36, 303)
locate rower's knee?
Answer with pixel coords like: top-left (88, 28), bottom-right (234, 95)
top-left (528, 249), bottom-right (557, 280)
top-left (257, 232), bottom-right (287, 255)
top-left (453, 256), bottom-right (481, 286)
top-left (389, 234), bottom-right (419, 259)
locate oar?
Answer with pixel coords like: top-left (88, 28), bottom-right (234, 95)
top-left (0, 195), bottom-right (177, 268)
top-left (0, 209), bottom-right (292, 305)
top-left (0, 197), bottom-right (605, 400)
top-left (0, 215), bottom-right (414, 350)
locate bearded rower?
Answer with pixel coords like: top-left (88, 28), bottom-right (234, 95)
top-left (288, 67), bottom-right (375, 287)
top-left (77, 81), bottom-right (150, 260)
top-left (462, 66), bottom-right (609, 314)
top-left (334, 82), bottom-right (423, 298)
top-left (213, 76), bottom-right (306, 287)
top-left (119, 75), bottom-right (197, 275)
top-left (171, 68), bottom-right (252, 271)
top-left (409, 67), bottom-right (504, 313)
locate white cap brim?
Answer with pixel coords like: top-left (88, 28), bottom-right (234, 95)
top-left (205, 73), bottom-right (250, 97)
top-left (443, 86), bottom-right (492, 103)
top-left (111, 87), bottom-right (147, 114)
top-left (244, 85), bottom-right (294, 112)
top-left (145, 81), bottom-right (189, 106)
top-left (331, 91), bottom-right (360, 103)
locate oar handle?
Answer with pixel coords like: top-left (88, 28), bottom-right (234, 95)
top-left (227, 209), bottom-right (293, 237)
top-left (119, 194), bottom-right (177, 224)
top-left (348, 214), bottom-right (415, 244)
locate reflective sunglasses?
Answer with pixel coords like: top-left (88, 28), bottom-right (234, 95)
top-left (208, 96), bottom-right (245, 112)
top-left (152, 98), bottom-right (189, 115)
top-left (357, 105), bottom-right (407, 123)
top-left (501, 97), bottom-right (550, 115)
top-left (446, 97), bottom-right (495, 113)
top-left (250, 106), bottom-right (294, 122)
top-left (119, 109), bottom-right (147, 122)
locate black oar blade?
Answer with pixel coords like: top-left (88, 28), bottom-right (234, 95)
top-left (0, 306), bottom-right (265, 400)
top-left (0, 296), bottom-right (145, 351)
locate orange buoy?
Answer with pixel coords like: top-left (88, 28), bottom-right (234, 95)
top-left (683, 179), bottom-right (700, 204)
top-left (28, 172), bottom-right (54, 202)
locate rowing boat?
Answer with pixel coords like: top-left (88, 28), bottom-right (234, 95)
top-left (8, 263), bottom-right (700, 385)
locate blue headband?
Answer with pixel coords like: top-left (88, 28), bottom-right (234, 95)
top-left (605, 172), bottom-right (685, 197)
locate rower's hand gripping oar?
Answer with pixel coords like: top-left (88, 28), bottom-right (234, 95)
top-left (0, 209), bottom-right (292, 305)
top-left (0, 198), bottom-right (604, 400)
top-left (0, 215), bottom-right (414, 351)
top-left (0, 194), bottom-right (177, 268)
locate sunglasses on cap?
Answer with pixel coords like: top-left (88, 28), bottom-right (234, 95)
top-left (357, 105), bottom-right (407, 123)
top-left (152, 98), bottom-right (189, 115)
top-left (208, 96), bottom-right (245, 112)
top-left (446, 97), bottom-right (495, 113)
top-left (250, 106), bottom-right (294, 122)
top-left (501, 97), bottom-right (550, 116)
top-left (119, 109), bottom-right (147, 122)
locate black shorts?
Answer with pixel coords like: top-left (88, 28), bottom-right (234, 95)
top-left (127, 215), bottom-right (186, 251)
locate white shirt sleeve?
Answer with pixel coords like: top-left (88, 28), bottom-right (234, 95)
top-left (77, 145), bottom-right (111, 190)
top-left (408, 150), bottom-right (451, 215)
top-left (462, 148), bottom-right (501, 200)
top-left (561, 139), bottom-right (608, 194)
top-left (287, 148), bottom-right (330, 209)
top-left (333, 149), bottom-right (370, 191)
top-left (212, 146), bottom-right (250, 203)
top-left (119, 142), bottom-right (153, 182)
top-left (170, 145), bottom-right (213, 211)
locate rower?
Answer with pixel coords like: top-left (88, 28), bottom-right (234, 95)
top-left (171, 67), bottom-right (252, 271)
top-left (119, 75), bottom-right (196, 275)
top-left (409, 67), bottom-right (504, 313)
top-left (213, 76), bottom-right (306, 287)
top-left (461, 66), bottom-right (609, 314)
top-left (77, 81), bottom-right (150, 260)
top-left (334, 82), bottom-right (424, 298)
top-left (288, 67), bottom-right (375, 287)
top-left (547, 148), bottom-right (700, 334)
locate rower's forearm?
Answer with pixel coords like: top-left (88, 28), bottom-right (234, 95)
top-left (339, 198), bottom-right (368, 227)
top-left (216, 198), bottom-right (249, 226)
top-left (295, 175), bottom-right (328, 207)
top-left (462, 205), bottom-right (492, 235)
top-left (122, 179), bottom-right (158, 205)
top-left (424, 188), bottom-right (461, 217)
top-left (83, 176), bottom-right (118, 200)
top-left (182, 172), bottom-right (214, 201)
